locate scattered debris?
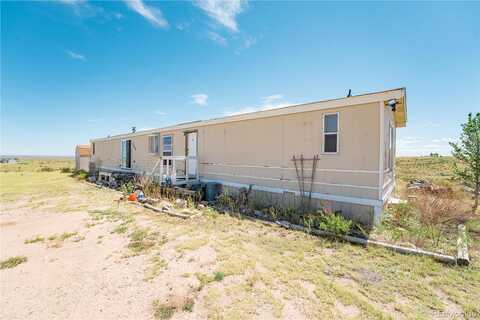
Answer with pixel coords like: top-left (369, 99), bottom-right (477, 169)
top-left (407, 179), bottom-right (428, 190)
top-left (175, 199), bottom-right (187, 208)
top-left (407, 179), bottom-right (453, 195)
top-left (135, 190), bottom-right (145, 202)
top-left (128, 193), bottom-right (137, 202)
top-left (161, 204), bottom-right (173, 212)
top-left (388, 197), bottom-right (407, 205)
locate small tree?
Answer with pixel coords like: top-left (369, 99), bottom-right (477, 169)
top-left (449, 113), bottom-right (480, 213)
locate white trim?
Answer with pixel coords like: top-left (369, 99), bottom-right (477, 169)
top-left (383, 178), bottom-right (393, 190)
top-left (199, 162), bottom-right (379, 174)
top-left (322, 112), bottom-right (339, 154)
top-left (91, 88), bottom-right (406, 142)
top-left (201, 178), bottom-right (382, 207)
top-left (373, 206), bottom-right (382, 225)
top-left (378, 102), bottom-right (385, 200)
top-left (202, 171), bottom-right (378, 190)
top-left (382, 182), bottom-right (395, 203)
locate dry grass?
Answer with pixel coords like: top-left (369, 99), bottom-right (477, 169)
top-left (0, 256), bottom-right (27, 269)
top-left (2, 158), bottom-right (479, 319)
top-left (373, 156), bottom-right (480, 254)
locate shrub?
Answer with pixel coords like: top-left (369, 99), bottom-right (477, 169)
top-left (385, 203), bottom-right (415, 227)
top-left (135, 175), bottom-right (161, 198)
top-left (39, 166), bottom-right (54, 172)
top-left (60, 167), bottom-right (72, 173)
top-left (70, 169), bottom-right (88, 180)
top-left (214, 271), bottom-right (224, 281)
top-left (182, 298), bottom-right (194, 312)
top-left (120, 181), bottom-right (135, 196)
top-left (319, 213), bottom-right (352, 235)
top-left (153, 300), bottom-right (175, 319)
top-left (217, 191), bottom-right (238, 211)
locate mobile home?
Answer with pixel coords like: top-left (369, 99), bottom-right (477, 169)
top-left (90, 88), bottom-right (407, 225)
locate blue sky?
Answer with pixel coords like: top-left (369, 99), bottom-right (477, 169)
top-left (1, 1), bottom-right (478, 156)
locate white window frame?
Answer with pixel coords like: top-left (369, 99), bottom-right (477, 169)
top-left (148, 134), bottom-right (160, 154)
top-left (322, 112), bottom-right (339, 154)
top-left (162, 134), bottom-right (173, 157)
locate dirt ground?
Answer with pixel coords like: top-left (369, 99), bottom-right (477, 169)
top-left (1, 164), bottom-right (479, 319)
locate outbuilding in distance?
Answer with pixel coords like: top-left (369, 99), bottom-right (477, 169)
top-left (75, 144), bottom-right (91, 172)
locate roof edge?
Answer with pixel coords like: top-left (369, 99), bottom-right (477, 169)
top-left (91, 87), bottom-right (406, 142)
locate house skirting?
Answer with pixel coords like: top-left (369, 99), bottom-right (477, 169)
top-left (202, 178), bottom-right (380, 226)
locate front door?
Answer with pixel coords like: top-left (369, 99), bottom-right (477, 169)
top-left (186, 132), bottom-right (197, 177)
top-left (121, 140), bottom-right (132, 169)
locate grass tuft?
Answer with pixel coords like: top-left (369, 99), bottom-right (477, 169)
top-left (24, 235), bottom-right (44, 244)
top-left (153, 300), bottom-right (176, 320)
top-left (0, 256), bottom-right (27, 269)
top-left (214, 271), bottom-right (225, 282)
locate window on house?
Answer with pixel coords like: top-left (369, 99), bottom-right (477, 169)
top-left (148, 135), bottom-right (160, 154)
top-left (162, 135), bottom-right (173, 157)
top-left (92, 143), bottom-right (95, 155)
top-left (323, 113), bottom-right (338, 153)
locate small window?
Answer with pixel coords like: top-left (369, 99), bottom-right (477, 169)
top-left (162, 135), bottom-right (173, 157)
top-left (323, 113), bottom-right (338, 153)
top-left (148, 135), bottom-right (159, 154)
top-left (92, 143), bottom-right (95, 155)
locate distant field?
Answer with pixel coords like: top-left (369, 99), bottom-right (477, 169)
top-left (395, 156), bottom-right (474, 207)
top-left (0, 158), bottom-right (74, 173)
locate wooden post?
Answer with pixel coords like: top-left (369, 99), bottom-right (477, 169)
top-left (457, 224), bottom-right (470, 266)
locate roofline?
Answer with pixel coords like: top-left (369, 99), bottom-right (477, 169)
top-left (91, 87), bottom-right (406, 142)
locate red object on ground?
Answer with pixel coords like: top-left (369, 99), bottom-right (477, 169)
top-left (128, 193), bottom-right (137, 201)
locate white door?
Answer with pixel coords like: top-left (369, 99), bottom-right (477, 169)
top-left (186, 132), bottom-right (197, 177)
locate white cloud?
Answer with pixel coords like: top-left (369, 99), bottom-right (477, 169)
top-left (57, 0), bottom-right (106, 18)
top-left (242, 35), bottom-right (257, 49)
top-left (154, 110), bottom-right (167, 116)
top-left (225, 94), bottom-right (291, 116)
top-left (66, 50), bottom-right (86, 61)
top-left (397, 136), bottom-right (455, 156)
top-left (124, 0), bottom-right (168, 28)
top-left (176, 22), bottom-right (191, 31)
top-left (192, 94), bottom-right (208, 106)
top-left (206, 31), bottom-right (227, 46)
top-left (193, 0), bottom-right (247, 32)
top-left (57, 0), bottom-right (86, 5)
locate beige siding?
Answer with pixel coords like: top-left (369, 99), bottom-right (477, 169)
top-left (92, 102), bottom-right (382, 201)
top-left (199, 102), bottom-right (381, 199)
